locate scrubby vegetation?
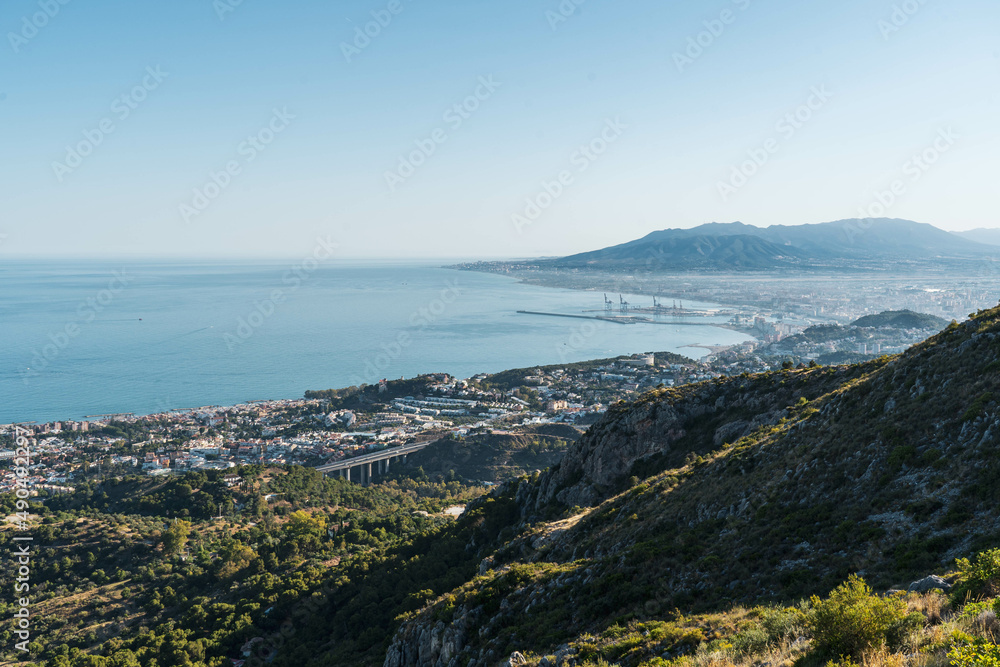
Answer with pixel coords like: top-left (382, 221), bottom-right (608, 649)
top-left (502, 567), bottom-right (1000, 667)
top-left (0, 466), bottom-right (499, 666)
top-left (389, 425), bottom-right (579, 483)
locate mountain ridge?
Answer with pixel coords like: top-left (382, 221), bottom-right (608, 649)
top-left (541, 219), bottom-right (995, 271)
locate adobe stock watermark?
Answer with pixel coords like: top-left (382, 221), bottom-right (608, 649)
top-left (12, 425), bottom-right (35, 655)
top-left (384, 76), bottom-right (501, 192)
top-left (20, 270), bottom-right (132, 384)
top-left (52, 66), bottom-right (169, 182)
top-left (350, 280), bottom-right (462, 386)
top-left (844, 127), bottom-right (958, 243)
top-left (7, 0), bottom-right (72, 54)
top-left (878, 0), bottom-right (931, 40)
top-left (556, 320), bottom-right (600, 363)
top-left (717, 85), bottom-right (833, 202)
top-left (179, 108), bottom-right (295, 224)
top-left (223, 236), bottom-right (337, 351)
top-left (214, 0), bottom-right (248, 21)
top-left (340, 0), bottom-right (415, 63)
top-left (512, 117), bottom-right (627, 234)
top-left (546, 0), bottom-right (587, 31)
top-left (673, 0), bottom-right (752, 73)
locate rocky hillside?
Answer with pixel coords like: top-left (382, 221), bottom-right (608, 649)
top-left (394, 425), bottom-right (582, 485)
top-left (384, 304), bottom-right (1000, 667)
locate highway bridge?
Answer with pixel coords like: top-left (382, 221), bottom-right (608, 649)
top-left (314, 440), bottom-right (436, 485)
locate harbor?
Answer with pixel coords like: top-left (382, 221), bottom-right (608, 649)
top-left (518, 294), bottom-right (738, 326)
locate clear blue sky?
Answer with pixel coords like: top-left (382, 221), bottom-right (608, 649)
top-left (1, 0), bottom-right (997, 259)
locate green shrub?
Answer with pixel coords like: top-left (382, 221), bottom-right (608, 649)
top-left (824, 657), bottom-right (860, 667)
top-left (637, 660), bottom-right (673, 667)
top-left (731, 623), bottom-right (770, 655)
top-left (952, 550), bottom-right (1000, 605)
top-left (948, 639), bottom-right (1000, 667)
top-left (886, 611), bottom-right (926, 650)
top-left (810, 575), bottom-right (909, 658)
top-left (759, 606), bottom-right (807, 643)
top-left (962, 393), bottom-right (995, 422)
top-left (959, 600), bottom-right (1000, 620)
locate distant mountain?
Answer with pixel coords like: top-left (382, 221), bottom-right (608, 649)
top-left (955, 228), bottom-right (1000, 247)
top-left (549, 233), bottom-right (810, 270)
top-left (543, 218), bottom-right (994, 270)
top-left (851, 310), bottom-right (950, 330)
top-left (674, 218), bottom-right (987, 259)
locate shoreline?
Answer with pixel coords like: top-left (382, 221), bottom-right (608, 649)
top-left (3, 333), bottom-right (754, 428)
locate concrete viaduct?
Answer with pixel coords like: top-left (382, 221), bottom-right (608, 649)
top-left (314, 440), bottom-right (436, 485)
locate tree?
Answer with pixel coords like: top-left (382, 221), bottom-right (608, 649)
top-left (162, 520), bottom-right (191, 556)
top-left (285, 510), bottom-right (327, 538)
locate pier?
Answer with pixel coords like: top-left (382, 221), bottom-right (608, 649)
top-left (516, 310), bottom-right (721, 326)
top-left (517, 310), bottom-right (634, 324)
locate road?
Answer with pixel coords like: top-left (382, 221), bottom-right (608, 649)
top-left (314, 440), bottom-right (438, 475)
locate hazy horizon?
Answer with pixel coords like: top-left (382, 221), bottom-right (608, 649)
top-left (3, 217), bottom-right (1000, 261)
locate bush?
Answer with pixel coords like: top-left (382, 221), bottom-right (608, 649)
top-left (824, 658), bottom-right (860, 667)
top-left (948, 639), bottom-right (1000, 667)
top-left (731, 623), bottom-right (770, 655)
top-left (952, 550), bottom-right (1000, 605)
top-left (810, 575), bottom-right (909, 658)
top-left (886, 611), bottom-right (926, 650)
top-left (760, 606), bottom-right (808, 643)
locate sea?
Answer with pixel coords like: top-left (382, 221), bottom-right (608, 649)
top-left (0, 260), bottom-right (752, 424)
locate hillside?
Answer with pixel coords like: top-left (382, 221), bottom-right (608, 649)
top-left (389, 425), bottom-right (582, 484)
top-left (475, 353), bottom-right (692, 392)
top-left (851, 310), bottom-right (951, 330)
top-left (384, 304), bottom-right (1000, 666)
top-left (540, 219), bottom-right (994, 272)
top-left (548, 234), bottom-right (810, 270)
top-left (0, 466), bottom-right (494, 667)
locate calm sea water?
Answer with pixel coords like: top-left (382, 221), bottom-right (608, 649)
top-left (0, 260), bottom-right (751, 424)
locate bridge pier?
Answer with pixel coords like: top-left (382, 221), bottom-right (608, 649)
top-left (317, 441), bottom-right (431, 484)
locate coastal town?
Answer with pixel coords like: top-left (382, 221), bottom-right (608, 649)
top-left (0, 309), bottom-right (952, 495)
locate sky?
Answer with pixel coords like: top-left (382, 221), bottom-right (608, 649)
top-left (0, 0), bottom-right (997, 259)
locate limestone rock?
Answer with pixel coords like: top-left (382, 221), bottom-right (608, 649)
top-left (908, 575), bottom-right (951, 593)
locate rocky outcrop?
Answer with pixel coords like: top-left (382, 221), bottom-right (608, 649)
top-left (531, 372), bottom-right (849, 511)
top-left (534, 398), bottom-right (695, 509)
top-left (909, 575), bottom-right (952, 593)
top-left (384, 608), bottom-right (481, 667)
